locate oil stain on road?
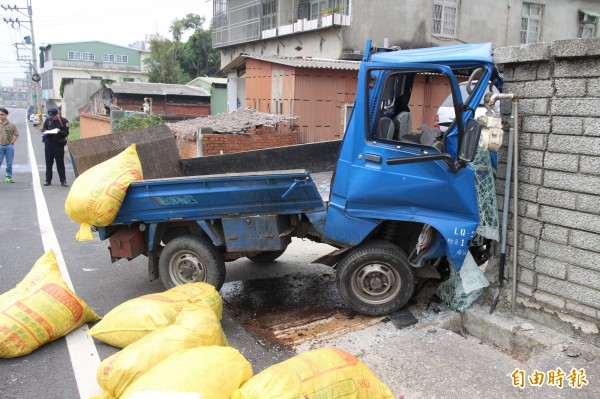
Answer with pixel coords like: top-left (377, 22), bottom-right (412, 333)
top-left (221, 273), bottom-right (417, 350)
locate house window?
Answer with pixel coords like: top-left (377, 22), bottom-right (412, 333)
top-left (103, 53), bottom-right (115, 62)
top-left (115, 54), bottom-right (128, 63)
top-left (579, 10), bottom-right (598, 38)
top-left (82, 52), bottom-right (95, 61)
top-left (521, 3), bottom-right (543, 44)
top-left (433, 0), bottom-right (459, 37)
top-left (261, 0), bottom-right (277, 30)
top-left (68, 51), bottom-right (81, 60)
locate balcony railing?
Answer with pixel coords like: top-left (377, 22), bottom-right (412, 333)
top-left (213, 0), bottom-right (351, 49)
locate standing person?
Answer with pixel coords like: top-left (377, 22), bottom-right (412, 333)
top-left (0, 107), bottom-right (19, 183)
top-left (42, 107), bottom-right (69, 187)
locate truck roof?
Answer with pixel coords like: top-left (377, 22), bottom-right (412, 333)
top-left (370, 42), bottom-right (493, 65)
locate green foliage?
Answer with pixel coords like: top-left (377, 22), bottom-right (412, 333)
top-left (113, 113), bottom-right (163, 133)
top-left (181, 28), bottom-right (223, 78)
top-left (69, 116), bottom-right (80, 128)
top-left (170, 14), bottom-right (206, 42)
top-left (59, 78), bottom-right (74, 97)
top-left (101, 79), bottom-right (116, 89)
top-left (145, 38), bottom-right (190, 84)
top-left (145, 13), bottom-right (223, 83)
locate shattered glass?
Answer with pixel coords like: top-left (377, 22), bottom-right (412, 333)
top-left (472, 148), bottom-right (499, 242)
top-left (437, 253), bottom-right (488, 312)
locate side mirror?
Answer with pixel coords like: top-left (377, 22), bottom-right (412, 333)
top-left (459, 119), bottom-right (482, 162)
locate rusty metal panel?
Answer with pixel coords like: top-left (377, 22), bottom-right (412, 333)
top-left (109, 227), bottom-right (145, 260)
top-left (293, 69), bottom-right (358, 143)
top-left (246, 58), bottom-right (273, 112)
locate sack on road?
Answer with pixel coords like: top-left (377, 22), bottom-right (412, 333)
top-left (232, 347), bottom-right (395, 399)
top-left (88, 282), bottom-right (223, 348)
top-left (0, 250), bottom-right (100, 358)
top-left (65, 144), bottom-right (143, 242)
top-left (97, 306), bottom-right (228, 399)
top-left (120, 346), bottom-right (252, 399)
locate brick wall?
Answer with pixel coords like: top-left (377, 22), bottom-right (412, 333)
top-left (80, 113), bottom-right (111, 139)
top-left (494, 38), bottom-right (600, 327)
top-left (176, 127), bottom-right (298, 159)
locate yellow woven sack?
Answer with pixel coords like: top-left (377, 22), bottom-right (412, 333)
top-left (120, 346), bottom-right (253, 399)
top-left (0, 250), bottom-right (100, 358)
top-left (232, 347), bottom-right (395, 399)
top-left (97, 306), bottom-right (228, 399)
top-left (88, 282), bottom-right (223, 348)
top-left (65, 144), bottom-right (143, 241)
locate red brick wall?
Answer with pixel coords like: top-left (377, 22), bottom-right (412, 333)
top-left (80, 113), bottom-right (111, 139)
top-left (176, 129), bottom-right (298, 159)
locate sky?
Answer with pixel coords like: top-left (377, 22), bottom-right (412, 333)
top-left (0, 0), bottom-right (214, 86)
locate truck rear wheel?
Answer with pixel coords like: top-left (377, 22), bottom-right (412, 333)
top-left (336, 240), bottom-right (414, 316)
top-left (158, 235), bottom-right (226, 290)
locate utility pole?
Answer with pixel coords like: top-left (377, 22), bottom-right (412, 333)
top-left (2, 0), bottom-right (42, 113)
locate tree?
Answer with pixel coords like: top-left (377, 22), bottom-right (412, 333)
top-left (145, 37), bottom-right (190, 84)
top-left (181, 28), bottom-right (223, 78)
top-left (145, 13), bottom-right (223, 83)
top-left (170, 13), bottom-right (206, 42)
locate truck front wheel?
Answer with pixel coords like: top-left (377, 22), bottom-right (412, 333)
top-left (336, 240), bottom-right (414, 316)
top-left (158, 235), bottom-right (226, 290)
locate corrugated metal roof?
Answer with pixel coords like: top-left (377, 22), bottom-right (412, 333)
top-left (251, 54), bottom-right (360, 70)
top-left (198, 77), bottom-right (228, 85)
top-left (222, 54), bottom-right (360, 73)
top-left (108, 82), bottom-right (210, 97)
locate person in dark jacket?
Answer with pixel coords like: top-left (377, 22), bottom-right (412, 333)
top-left (42, 108), bottom-right (69, 187)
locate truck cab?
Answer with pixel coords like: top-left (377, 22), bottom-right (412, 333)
top-left (320, 42), bottom-right (502, 314)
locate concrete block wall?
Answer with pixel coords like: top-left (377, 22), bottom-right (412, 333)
top-left (494, 38), bottom-right (600, 326)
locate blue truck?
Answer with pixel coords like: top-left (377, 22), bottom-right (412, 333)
top-left (93, 41), bottom-right (504, 316)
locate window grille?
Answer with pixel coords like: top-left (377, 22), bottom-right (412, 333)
top-left (521, 3), bottom-right (543, 44)
top-left (68, 51), bottom-right (81, 60)
top-left (578, 10), bottom-right (598, 38)
top-left (116, 54), bottom-right (128, 63)
top-left (82, 52), bottom-right (95, 61)
top-left (433, 0), bottom-right (459, 37)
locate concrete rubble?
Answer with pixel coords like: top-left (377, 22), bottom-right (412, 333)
top-left (166, 108), bottom-right (297, 139)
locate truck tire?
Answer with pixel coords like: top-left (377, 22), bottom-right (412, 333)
top-left (336, 240), bottom-right (414, 316)
top-left (246, 248), bottom-right (287, 263)
top-left (158, 235), bottom-right (226, 291)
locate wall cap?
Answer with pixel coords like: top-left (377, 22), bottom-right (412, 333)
top-left (494, 42), bottom-right (550, 65)
top-left (551, 37), bottom-right (600, 58)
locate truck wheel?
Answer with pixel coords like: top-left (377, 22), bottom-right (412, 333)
top-left (158, 235), bottom-right (226, 290)
top-left (246, 248), bottom-right (287, 263)
top-left (336, 240), bottom-right (414, 316)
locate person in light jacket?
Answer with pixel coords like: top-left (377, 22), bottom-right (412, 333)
top-left (0, 107), bottom-right (19, 183)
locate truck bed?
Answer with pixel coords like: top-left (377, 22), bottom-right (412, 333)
top-left (112, 169), bottom-right (328, 225)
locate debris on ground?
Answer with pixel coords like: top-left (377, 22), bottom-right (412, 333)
top-left (166, 108), bottom-right (298, 139)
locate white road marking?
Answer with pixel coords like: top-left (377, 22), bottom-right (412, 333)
top-left (25, 117), bottom-right (103, 399)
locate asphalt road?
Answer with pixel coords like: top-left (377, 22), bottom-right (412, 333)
top-left (0, 109), bottom-right (336, 399)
